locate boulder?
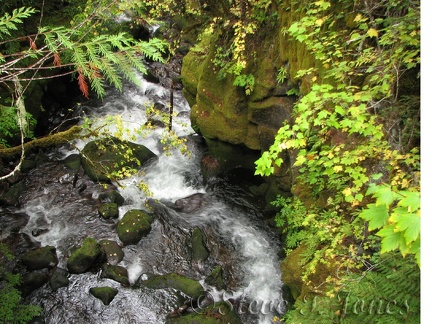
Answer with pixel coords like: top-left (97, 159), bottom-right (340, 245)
top-left (174, 193), bottom-right (210, 214)
top-left (49, 267), bottom-right (70, 291)
top-left (20, 269), bottom-right (50, 297)
top-left (0, 180), bottom-right (26, 207)
top-left (101, 263), bottom-right (129, 286)
top-left (62, 154), bottom-right (81, 171)
top-left (99, 240), bottom-right (124, 265)
top-left (98, 203), bottom-right (119, 220)
top-left (191, 227), bottom-right (209, 262)
top-left (117, 210), bottom-right (153, 246)
top-left (66, 237), bottom-right (105, 274)
top-left (89, 286), bottom-right (118, 305)
top-left (205, 266), bottom-right (225, 291)
top-left (141, 273), bottom-right (204, 300)
top-left (166, 302), bottom-right (242, 324)
top-left (99, 190), bottom-right (125, 206)
top-left (80, 137), bottom-right (156, 182)
top-left (21, 246), bottom-right (58, 271)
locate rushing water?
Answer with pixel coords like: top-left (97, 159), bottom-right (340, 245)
top-left (14, 69), bottom-right (285, 323)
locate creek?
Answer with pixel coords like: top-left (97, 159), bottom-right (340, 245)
top-left (2, 63), bottom-right (285, 323)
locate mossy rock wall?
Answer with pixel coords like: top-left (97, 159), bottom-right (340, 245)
top-left (181, 1), bottom-right (316, 153)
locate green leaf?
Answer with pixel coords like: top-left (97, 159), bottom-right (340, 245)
top-left (375, 186), bottom-right (395, 206)
top-left (390, 208), bottom-right (420, 244)
top-left (398, 191), bottom-right (420, 212)
top-left (360, 204), bottom-right (388, 230)
top-left (377, 225), bottom-right (404, 253)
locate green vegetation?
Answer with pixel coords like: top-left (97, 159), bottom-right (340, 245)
top-left (0, 244), bottom-right (42, 323)
top-left (255, 0), bottom-right (420, 321)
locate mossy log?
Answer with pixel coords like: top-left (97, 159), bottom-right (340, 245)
top-left (0, 126), bottom-right (83, 160)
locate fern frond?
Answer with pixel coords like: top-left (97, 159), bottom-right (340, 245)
top-left (0, 7), bottom-right (37, 38)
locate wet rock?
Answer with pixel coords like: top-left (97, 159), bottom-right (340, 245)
top-left (21, 246), bottom-right (58, 271)
top-left (165, 302), bottom-right (242, 324)
top-left (66, 237), bottom-right (105, 274)
top-left (49, 267), bottom-right (70, 291)
top-left (62, 154), bottom-right (81, 171)
top-left (31, 228), bottom-right (49, 237)
top-left (99, 190), bottom-right (125, 206)
top-left (101, 263), bottom-right (129, 286)
top-left (205, 266), bottom-right (226, 291)
top-left (21, 159), bottom-right (37, 173)
top-left (0, 180), bottom-right (26, 207)
top-left (117, 210), bottom-right (153, 246)
top-left (99, 239), bottom-right (124, 265)
top-left (89, 286), bottom-right (118, 305)
top-left (141, 273), bottom-right (204, 300)
top-left (80, 137), bottom-right (157, 182)
top-left (174, 193), bottom-right (210, 213)
top-left (0, 212), bottom-right (29, 237)
top-left (98, 203), bottom-right (119, 220)
top-left (191, 227), bottom-right (209, 262)
top-left (20, 269), bottom-right (50, 297)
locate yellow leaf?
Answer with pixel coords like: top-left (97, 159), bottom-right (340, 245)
top-left (354, 14), bottom-right (363, 22)
top-left (367, 28), bottom-right (379, 38)
top-left (334, 165), bottom-right (343, 173)
top-left (316, 18), bottom-right (324, 27)
top-left (343, 187), bottom-right (352, 196)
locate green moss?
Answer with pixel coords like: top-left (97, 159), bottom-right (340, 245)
top-left (117, 210), bottom-right (153, 246)
top-left (166, 302), bottom-right (242, 324)
top-left (89, 286), bottom-right (118, 305)
top-left (81, 137), bottom-right (156, 182)
top-left (191, 227), bottom-right (209, 262)
top-left (98, 203), bottom-right (119, 220)
top-left (66, 237), bottom-right (104, 274)
top-left (141, 273), bottom-right (204, 299)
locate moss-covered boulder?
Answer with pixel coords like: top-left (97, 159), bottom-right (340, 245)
top-left (117, 210), bottom-right (153, 246)
top-left (20, 269), bottom-right (50, 297)
top-left (80, 137), bottom-right (156, 182)
top-left (98, 203), bottom-right (119, 220)
top-left (62, 153), bottom-right (81, 171)
top-left (100, 239), bottom-right (124, 265)
top-left (166, 302), bottom-right (242, 324)
top-left (21, 246), bottom-right (58, 270)
top-left (141, 273), bottom-right (204, 300)
top-left (66, 237), bottom-right (105, 274)
top-left (89, 286), bottom-right (118, 305)
top-left (49, 267), bottom-right (70, 291)
top-left (0, 180), bottom-right (26, 207)
top-left (99, 190), bottom-right (125, 206)
top-left (191, 227), bottom-right (209, 262)
top-left (101, 263), bottom-right (129, 286)
top-left (204, 266), bottom-right (225, 291)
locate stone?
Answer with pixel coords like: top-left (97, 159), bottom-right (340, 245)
top-left (101, 263), bottom-right (129, 286)
top-left (99, 190), bottom-right (125, 206)
top-left (89, 286), bottom-right (118, 305)
top-left (21, 246), bottom-right (58, 270)
top-left (99, 240), bottom-right (124, 265)
top-left (205, 266), bottom-right (225, 291)
top-left (174, 193), bottom-right (210, 214)
top-left (49, 267), bottom-right (70, 291)
top-left (20, 269), bottom-right (50, 297)
top-left (117, 210), bottom-right (153, 246)
top-left (98, 203), bottom-right (119, 220)
top-left (66, 237), bottom-right (105, 274)
top-left (141, 273), bottom-right (204, 300)
top-left (166, 302), bottom-right (242, 324)
top-left (80, 137), bottom-right (157, 182)
top-left (191, 227), bottom-right (209, 262)
top-left (62, 154), bottom-right (81, 171)
top-left (0, 180), bottom-right (26, 207)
